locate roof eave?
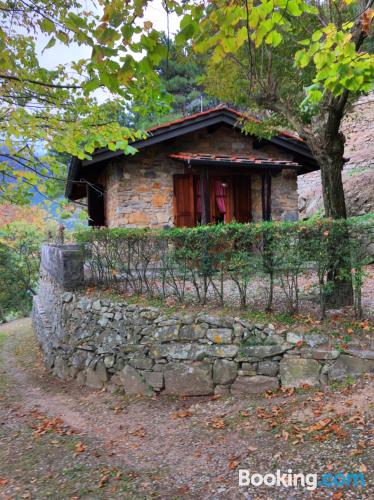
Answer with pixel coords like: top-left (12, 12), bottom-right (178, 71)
top-left (171, 156), bottom-right (311, 174)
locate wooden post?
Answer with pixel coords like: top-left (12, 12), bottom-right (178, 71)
top-left (261, 173), bottom-right (272, 221)
top-left (200, 167), bottom-right (210, 225)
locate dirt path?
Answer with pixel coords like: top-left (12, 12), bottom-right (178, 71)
top-left (0, 319), bottom-right (373, 499)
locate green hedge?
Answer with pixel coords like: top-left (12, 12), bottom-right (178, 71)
top-left (75, 215), bottom-right (374, 318)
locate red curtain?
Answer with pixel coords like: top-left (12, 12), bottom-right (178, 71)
top-left (215, 180), bottom-right (227, 222)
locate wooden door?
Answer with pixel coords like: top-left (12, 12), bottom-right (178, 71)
top-left (233, 176), bottom-right (251, 223)
top-left (173, 174), bottom-right (196, 227)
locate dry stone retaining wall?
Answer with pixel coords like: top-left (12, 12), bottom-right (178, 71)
top-left (32, 244), bottom-right (374, 396)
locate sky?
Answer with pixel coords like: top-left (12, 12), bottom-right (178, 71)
top-left (37, 0), bottom-right (180, 70)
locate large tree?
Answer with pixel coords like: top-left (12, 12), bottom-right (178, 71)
top-left (179, 0), bottom-right (374, 219)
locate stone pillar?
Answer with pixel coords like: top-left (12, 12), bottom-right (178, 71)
top-left (40, 243), bottom-right (84, 289)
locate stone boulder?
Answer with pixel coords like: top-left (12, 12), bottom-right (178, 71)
top-left (207, 328), bottom-right (232, 344)
top-left (143, 371), bottom-right (164, 390)
top-left (300, 348), bottom-right (340, 360)
top-left (53, 357), bottom-right (69, 380)
top-left (280, 358), bottom-right (320, 388)
top-left (257, 360), bottom-right (279, 377)
top-left (164, 362), bottom-right (214, 396)
top-left (213, 359), bottom-right (237, 385)
top-left (120, 365), bottom-right (154, 396)
top-left (85, 360), bottom-right (108, 389)
top-left (345, 349), bottom-right (374, 360)
top-left (154, 325), bottom-right (179, 342)
top-left (230, 375), bottom-right (279, 395)
top-left (149, 343), bottom-right (192, 360)
top-left (178, 323), bottom-right (207, 340)
top-left (241, 345), bottom-right (290, 359)
top-left (328, 355), bottom-right (374, 382)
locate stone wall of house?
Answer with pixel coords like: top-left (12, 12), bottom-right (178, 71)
top-left (104, 125), bottom-right (299, 228)
top-left (271, 169), bottom-right (299, 221)
top-left (32, 245), bottom-right (374, 396)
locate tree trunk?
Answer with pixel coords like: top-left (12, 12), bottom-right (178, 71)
top-left (307, 130), bottom-right (353, 307)
top-left (308, 130), bottom-right (347, 219)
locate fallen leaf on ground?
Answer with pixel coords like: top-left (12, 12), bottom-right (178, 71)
top-left (282, 430), bottom-right (289, 441)
top-left (176, 485), bottom-right (190, 494)
top-left (228, 460), bottom-right (239, 470)
top-left (98, 474), bottom-right (109, 488)
top-left (130, 427), bottom-right (145, 438)
top-left (307, 418), bottom-right (332, 433)
top-left (75, 441), bottom-right (86, 453)
top-left (210, 418), bottom-right (225, 429)
top-left (332, 493), bottom-right (343, 500)
top-left (360, 463), bottom-right (367, 473)
top-left (173, 410), bottom-right (193, 419)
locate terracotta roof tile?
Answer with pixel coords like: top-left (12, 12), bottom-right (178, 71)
top-left (169, 152), bottom-right (301, 168)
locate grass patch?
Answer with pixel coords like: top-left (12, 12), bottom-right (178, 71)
top-left (329, 375), bottom-right (356, 390)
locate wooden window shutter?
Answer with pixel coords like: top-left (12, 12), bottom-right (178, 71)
top-left (233, 176), bottom-right (252, 223)
top-left (173, 174), bottom-right (196, 227)
top-left (87, 184), bottom-right (106, 227)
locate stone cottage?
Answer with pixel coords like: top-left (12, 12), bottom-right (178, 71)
top-left (65, 106), bottom-right (319, 227)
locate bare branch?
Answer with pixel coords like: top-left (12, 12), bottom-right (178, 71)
top-left (0, 73), bottom-right (80, 89)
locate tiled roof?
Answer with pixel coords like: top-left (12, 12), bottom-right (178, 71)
top-left (169, 152), bottom-right (301, 168)
top-left (148, 105), bottom-right (303, 142)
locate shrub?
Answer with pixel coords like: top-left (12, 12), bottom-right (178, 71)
top-left (75, 215), bottom-right (374, 318)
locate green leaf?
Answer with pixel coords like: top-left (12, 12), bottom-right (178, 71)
top-left (83, 78), bottom-right (101, 93)
top-left (287, 0), bottom-right (302, 16)
top-left (308, 88), bottom-right (323, 103)
top-left (222, 37), bottom-right (237, 53)
top-left (56, 31), bottom-right (69, 44)
top-left (40, 18), bottom-right (55, 34)
top-left (295, 49), bottom-right (310, 68)
top-left (314, 51), bottom-right (327, 69)
top-left (312, 30), bottom-right (323, 42)
top-left (43, 37), bottom-right (56, 52)
top-left (67, 13), bottom-right (87, 30)
top-left (249, 9), bottom-right (259, 29)
top-left (125, 145), bottom-right (138, 155)
top-left (85, 144), bottom-right (95, 154)
top-left (265, 30), bottom-right (282, 47)
top-left (99, 72), bottom-right (119, 91)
